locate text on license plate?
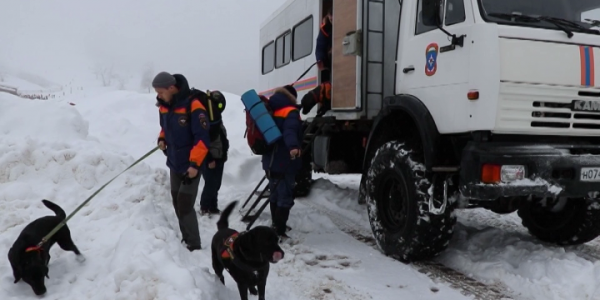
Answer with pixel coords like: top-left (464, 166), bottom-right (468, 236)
top-left (581, 167), bottom-right (600, 182)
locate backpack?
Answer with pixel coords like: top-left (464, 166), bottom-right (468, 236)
top-left (244, 95), bottom-right (274, 155)
top-left (188, 88), bottom-right (226, 123)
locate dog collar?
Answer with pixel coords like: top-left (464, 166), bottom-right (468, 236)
top-left (25, 246), bottom-right (42, 253)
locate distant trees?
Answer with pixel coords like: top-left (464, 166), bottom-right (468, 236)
top-left (140, 62), bottom-right (154, 92)
top-left (93, 64), bottom-right (118, 87)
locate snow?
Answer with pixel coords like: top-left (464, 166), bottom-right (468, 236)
top-left (3, 75), bottom-right (600, 300)
top-left (0, 78), bottom-right (469, 300)
top-left (0, 74), bottom-right (51, 93)
top-left (440, 210), bottom-right (600, 300)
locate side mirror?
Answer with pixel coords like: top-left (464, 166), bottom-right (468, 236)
top-left (421, 0), bottom-right (443, 27)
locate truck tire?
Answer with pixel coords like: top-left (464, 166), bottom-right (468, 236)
top-left (362, 141), bottom-right (456, 262)
top-left (294, 168), bottom-right (312, 198)
top-left (518, 197), bottom-right (600, 245)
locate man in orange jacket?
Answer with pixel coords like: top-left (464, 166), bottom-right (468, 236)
top-left (153, 71), bottom-right (211, 251)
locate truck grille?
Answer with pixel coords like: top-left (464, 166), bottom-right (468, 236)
top-left (496, 83), bottom-right (600, 135)
top-left (532, 101), bottom-right (600, 130)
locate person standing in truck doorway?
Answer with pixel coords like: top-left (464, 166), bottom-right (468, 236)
top-left (316, 7), bottom-right (332, 82)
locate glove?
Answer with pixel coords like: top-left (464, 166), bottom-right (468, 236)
top-left (317, 61), bottom-right (325, 71)
top-left (181, 173), bottom-right (193, 185)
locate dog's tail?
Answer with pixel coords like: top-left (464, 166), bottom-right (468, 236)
top-left (217, 201), bottom-right (238, 230)
top-left (42, 199), bottom-right (66, 219)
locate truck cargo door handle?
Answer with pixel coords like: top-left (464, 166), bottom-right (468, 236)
top-left (403, 66), bottom-right (415, 74)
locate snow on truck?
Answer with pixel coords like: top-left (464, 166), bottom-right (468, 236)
top-left (258, 0), bottom-right (600, 262)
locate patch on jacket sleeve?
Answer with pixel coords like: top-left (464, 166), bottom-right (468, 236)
top-left (199, 113), bottom-right (208, 129)
top-left (178, 115), bottom-right (189, 126)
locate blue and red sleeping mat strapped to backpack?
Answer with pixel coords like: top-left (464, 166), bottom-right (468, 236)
top-left (241, 89), bottom-right (282, 155)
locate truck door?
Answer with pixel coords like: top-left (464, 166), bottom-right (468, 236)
top-left (397, 0), bottom-right (474, 133)
top-left (331, 0), bottom-right (360, 110)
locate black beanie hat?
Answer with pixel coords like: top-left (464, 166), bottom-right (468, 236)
top-left (283, 85), bottom-right (298, 99)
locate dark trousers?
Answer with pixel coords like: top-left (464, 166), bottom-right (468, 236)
top-left (268, 172), bottom-right (296, 236)
top-left (170, 169), bottom-right (202, 247)
top-left (200, 160), bottom-right (225, 210)
top-left (268, 172), bottom-right (296, 208)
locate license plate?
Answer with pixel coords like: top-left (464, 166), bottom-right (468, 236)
top-left (581, 167), bottom-right (600, 182)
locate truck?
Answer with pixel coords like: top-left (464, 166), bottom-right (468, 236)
top-left (258, 0), bottom-right (600, 262)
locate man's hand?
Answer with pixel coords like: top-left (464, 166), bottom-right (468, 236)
top-left (158, 141), bottom-right (166, 151)
top-left (317, 61), bottom-right (325, 71)
top-left (290, 148), bottom-right (301, 159)
top-left (187, 167), bottom-right (198, 178)
top-left (208, 161), bottom-right (216, 169)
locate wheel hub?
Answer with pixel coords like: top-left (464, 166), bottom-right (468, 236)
top-left (378, 174), bottom-right (407, 233)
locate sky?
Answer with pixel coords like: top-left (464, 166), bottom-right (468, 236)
top-left (0, 0), bottom-right (598, 94)
top-left (0, 0), bottom-right (287, 94)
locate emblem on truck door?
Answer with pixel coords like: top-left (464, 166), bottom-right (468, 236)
top-left (425, 43), bottom-right (439, 76)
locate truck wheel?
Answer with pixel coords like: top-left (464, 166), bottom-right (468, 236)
top-left (294, 168), bottom-right (312, 198)
top-left (518, 197), bottom-right (600, 245)
top-left (362, 141), bottom-right (456, 262)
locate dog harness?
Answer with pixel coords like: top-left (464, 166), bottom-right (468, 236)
top-left (25, 246), bottom-right (42, 253)
top-left (221, 232), bottom-right (239, 260)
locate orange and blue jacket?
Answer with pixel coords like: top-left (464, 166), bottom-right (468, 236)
top-left (261, 88), bottom-right (303, 174)
top-left (157, 74), bottom-right (210, 174)
top-left (316, 19), bottom-right (332, 65)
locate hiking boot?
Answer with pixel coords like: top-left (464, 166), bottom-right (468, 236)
top-left (271, 224), bottom-right (292, 232)
top-left (274, 207), bottom-right (291, 237)
top-left (186, 243), bottom-right (202, 252)
top-left (201, 208), bottom-right (221, 216)
top-left (278, 232), bottom-right (290, 243)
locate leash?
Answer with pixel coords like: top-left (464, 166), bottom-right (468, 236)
top-left (291, 62), bottom-right (317, 87)
top-left (35, 146), bottom-right (159, 248)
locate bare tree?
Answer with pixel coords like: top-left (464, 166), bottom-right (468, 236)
top-left (93, 64), bottom-right (117, 87)
top-left (116, 74), bottom-right (129, 90)
top-left (140, 62), bottom-right (154, 92)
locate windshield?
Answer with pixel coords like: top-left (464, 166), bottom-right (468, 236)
top-left (478, 0), bottom-right (600, 33)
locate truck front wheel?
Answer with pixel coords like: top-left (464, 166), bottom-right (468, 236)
top-left (362, 141), bottom-right (456, 262)
top-left (518, 197), bottom-right (600, 245)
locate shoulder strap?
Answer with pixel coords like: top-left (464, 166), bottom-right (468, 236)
top-left (188, 88), bottom-right (215, 121)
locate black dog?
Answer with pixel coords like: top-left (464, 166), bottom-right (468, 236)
top-left (211, 201), bottom-right (284, 300)
top-left (300, 81), bottom-right (331, 116)
top-left (8, 199), bottom-right (84, 295)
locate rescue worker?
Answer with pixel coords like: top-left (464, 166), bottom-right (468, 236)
top-left (153, 71), bottom-right (211, 251)
top-left (262, 85), bottom-right (303, 240)
top-left (315, 7), bottom-right (333, 81)
top-left (200, 91), bottom-right (229, 215)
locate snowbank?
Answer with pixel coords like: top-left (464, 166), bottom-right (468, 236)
top-left (0, 75), bottom-right (47, 92)
top-left (0, 93), bottom-right (88, 140)
top-left (0, 92), bottom-right (210, 299)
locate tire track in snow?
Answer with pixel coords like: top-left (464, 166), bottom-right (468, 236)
top-left (457, 209), bottom-right (600, 264)
top-left (301, 200), bottom-right (516, 300)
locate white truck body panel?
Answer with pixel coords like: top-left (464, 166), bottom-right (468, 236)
top-left (259, 0), bottom-right (600, 135)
